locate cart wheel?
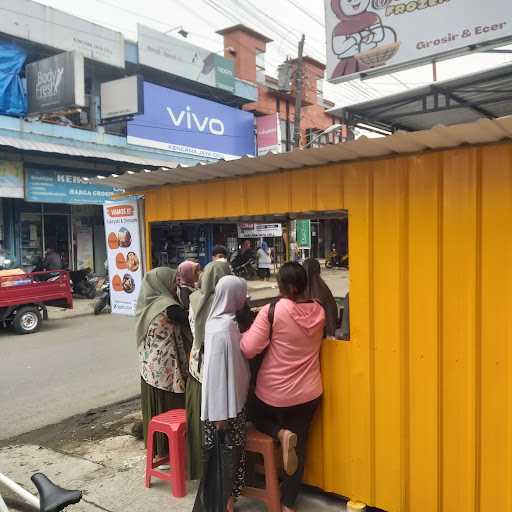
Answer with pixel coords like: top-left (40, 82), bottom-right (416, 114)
top-left (13, 306), bottom-right (42, 335)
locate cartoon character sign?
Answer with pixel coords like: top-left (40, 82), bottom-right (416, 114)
top-left (330, 0), bottom-right (399, 80)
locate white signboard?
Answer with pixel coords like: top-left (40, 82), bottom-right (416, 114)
top-left (103, 200), bottom-right (143, 316)
top-left (137, 24), bottom-right (235, 92)
top-left (237, 223), bottom-right (283, 239)
top-left (0, 0), bottom-right (125, 68)
top-left (76, 226), bottom-right (94, 270)
top-left (0, 161), bottom-right (24, 198)
top-left (100, 75), bottom-right (143, 121)
top-left (325, 0), bottom-right (512, 83)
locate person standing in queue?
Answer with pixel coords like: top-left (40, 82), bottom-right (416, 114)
top-left (186, 259), bottom-right (232, 480)
top-left (303, 258), bottom-right (338, 337)
top-left (241, 262), bottom-right (325, 512)
top-left (212, 244), bottom-right (228, 261)
top-left (135, 267), bottom-right (191, 456)
top-left (200, 275), bottom-right (251, 512)
top-left (176, 260), bottom-right (201, 310)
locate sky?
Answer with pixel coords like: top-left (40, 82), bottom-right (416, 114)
top-left (33, 0), bottom-right (512, 108)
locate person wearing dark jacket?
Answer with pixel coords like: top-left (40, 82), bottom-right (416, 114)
top-left (43, 248), bottom-right (62, 270)
top-left (303, 258), bottom-right (338, 337)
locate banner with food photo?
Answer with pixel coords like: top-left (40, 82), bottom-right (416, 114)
top-left (103, 199), bottom-right (143, 316)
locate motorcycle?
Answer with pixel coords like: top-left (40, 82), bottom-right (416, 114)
top-left (70, 269), bottom-right (97, 299)
top-left (33, 258), bottom-right (97, 298)
top-left (94, 278), bottom-right (110, 315)
top-left (230, 250), bottom-right (257, 280)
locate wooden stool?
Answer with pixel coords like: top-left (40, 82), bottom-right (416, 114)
top-left (242, 426), bottom-right (281, 512)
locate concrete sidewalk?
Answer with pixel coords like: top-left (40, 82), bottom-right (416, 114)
top-left (0, 401), bottom-right (347, 512)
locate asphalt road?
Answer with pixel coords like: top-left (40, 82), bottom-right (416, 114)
top-left (0, 314), bottom-right (139, 440)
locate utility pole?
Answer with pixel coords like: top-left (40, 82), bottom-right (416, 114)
top-left (293, 34), bottom-right (305, 149)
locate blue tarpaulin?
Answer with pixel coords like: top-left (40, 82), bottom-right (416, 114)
top-left (0, 41), bottom-right (27, 117)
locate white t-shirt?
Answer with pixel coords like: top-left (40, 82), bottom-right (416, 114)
top-left (256, 248), bottom-right (272, 269)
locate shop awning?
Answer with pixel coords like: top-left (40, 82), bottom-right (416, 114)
top-left (328, 63), bottom-right (512, 133)
top-left (92, 115), bottom-right (512, 190)
top-left (0, 134), bottom-right (177, 170)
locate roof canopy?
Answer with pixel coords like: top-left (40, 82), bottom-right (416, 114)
top-left (92, 116), bottom-right (512, 190)
top-left (329, 63), bottom-right (512, 133)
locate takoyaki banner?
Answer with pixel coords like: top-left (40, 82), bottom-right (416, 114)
top-left (103, 198), bottom-right (143, 316)
top-left (325, 0), bottom-right (512, 82)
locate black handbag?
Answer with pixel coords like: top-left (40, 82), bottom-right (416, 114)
top-left (193, 429), bottom-right (240, 512)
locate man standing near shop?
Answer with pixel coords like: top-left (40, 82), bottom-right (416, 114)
top-left (43, 247), bottom-right (63, 270)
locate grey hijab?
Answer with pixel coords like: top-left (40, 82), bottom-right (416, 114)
top-left (189, 259), bottom-right (232, 350)
top-left (135, 267), bottom-right (179, 348)
top-left (201, 275), bottom-right (250, 421)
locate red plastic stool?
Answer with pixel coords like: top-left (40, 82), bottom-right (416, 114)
top-left (145, 409), bottom-right (187, 498)
top-left (242, 426), bottom-right (281, 512)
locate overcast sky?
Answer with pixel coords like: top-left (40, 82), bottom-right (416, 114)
top-left (35, 0), bottom-right (512, 108)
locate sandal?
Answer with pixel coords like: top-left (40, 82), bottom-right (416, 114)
top-left (280, 430), bottom-right (298, 476)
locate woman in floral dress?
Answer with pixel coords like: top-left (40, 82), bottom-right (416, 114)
top-left (135, 267), bottom-right (192, 456)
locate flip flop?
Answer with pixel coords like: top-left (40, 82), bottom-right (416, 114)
top-left (281, 430), bottom-right (298, 476)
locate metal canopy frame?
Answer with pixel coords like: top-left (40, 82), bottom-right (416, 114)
top-left (332, 64), bottom-right (512, 133)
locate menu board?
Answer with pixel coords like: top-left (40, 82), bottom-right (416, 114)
top-left (103, 199), bottom-right (143, 316)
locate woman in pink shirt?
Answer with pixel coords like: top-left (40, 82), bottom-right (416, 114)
top-left (241, 262), bottom-right (325, 512)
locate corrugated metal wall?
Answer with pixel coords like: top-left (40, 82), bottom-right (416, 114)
top-left (144, 142), bottom-right (512, 512)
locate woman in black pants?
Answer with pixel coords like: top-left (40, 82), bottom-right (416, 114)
top-left (241, 263), bottom-right (326, 512)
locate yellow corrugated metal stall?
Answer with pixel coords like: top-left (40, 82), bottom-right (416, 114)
top-left (142, 141), bottom-right (512, 512)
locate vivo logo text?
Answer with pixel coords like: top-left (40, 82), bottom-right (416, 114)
top-left (166, 105), bottom-right (225, 136)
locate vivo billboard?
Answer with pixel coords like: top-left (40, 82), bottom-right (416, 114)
top-left (325, 0), bottom-right (512, 83)
top-left (127, 82), bottom-right (255, 160)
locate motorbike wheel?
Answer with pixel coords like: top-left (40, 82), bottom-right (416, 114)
top-left (94, 296), bottom-right (107, 315)
top-left (325, 260), bottom-right (333, 269)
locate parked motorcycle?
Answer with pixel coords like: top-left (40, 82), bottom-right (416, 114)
top-left (94, 278), bottom-right (110, 315)
top-left (33, 258), bottom-right (97, 298)
top-left (70, 269), bottom-right (97, 299)
top-left (230, 250), bottom-right (257, 280)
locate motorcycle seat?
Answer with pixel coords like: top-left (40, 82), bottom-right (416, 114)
top-left (31, 473), bottom-right (82, 512)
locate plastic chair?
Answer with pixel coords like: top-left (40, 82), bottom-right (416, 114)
top-left (145, 409), bottom-right (187, 498)
top-left (242, 425), bottom-right (281, 512)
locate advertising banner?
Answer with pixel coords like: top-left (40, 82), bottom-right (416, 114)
top-left (0, 161), bottom-right (24, 198)
top-left (26, 168), bottom-right (118, 205)
top-left (296, 220), bottom-right (311, 249)
top-left (100, 75), bottom-right (144, 121)
top-left (256, 113), bottom-right (282, 156)
top-left (237, 223), bottom-right (283, 238)
top-left (128, 82), bottom-right (255, 160)
top-left (26, 51), bottom-right (85, 115)
top-left (0, 0), bottom-right (125, 68)
top-left (103, 199), bottom-right (143, 316)
top-left (325, 0), bottom-right (512, 83)
top-left (138, 24), bottom-right (235, 93)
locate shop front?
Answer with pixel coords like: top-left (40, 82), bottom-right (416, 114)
top-left (104, 118), bottom-right (512, 512)
top-left (3, 164), bottom-right (118, 273)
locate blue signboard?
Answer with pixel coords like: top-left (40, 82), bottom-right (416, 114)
top-left (127, 82), bottom-right (255, 160)
top-left (26, 168), bottom-right (118, 205)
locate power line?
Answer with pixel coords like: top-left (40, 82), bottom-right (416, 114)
top-left (285, 0), bottom-right (324, 27)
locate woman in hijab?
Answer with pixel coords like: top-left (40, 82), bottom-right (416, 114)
top-left (176, 260), bottom-right (201, 310)
top-left (186, 259), bottom-right (232, 480)
top-left (135, 267), bottom-right (192, 456)
top-left (303, 258), bottom-right (339, 337)
top-left (201, 275), bottom-right (251, 512)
